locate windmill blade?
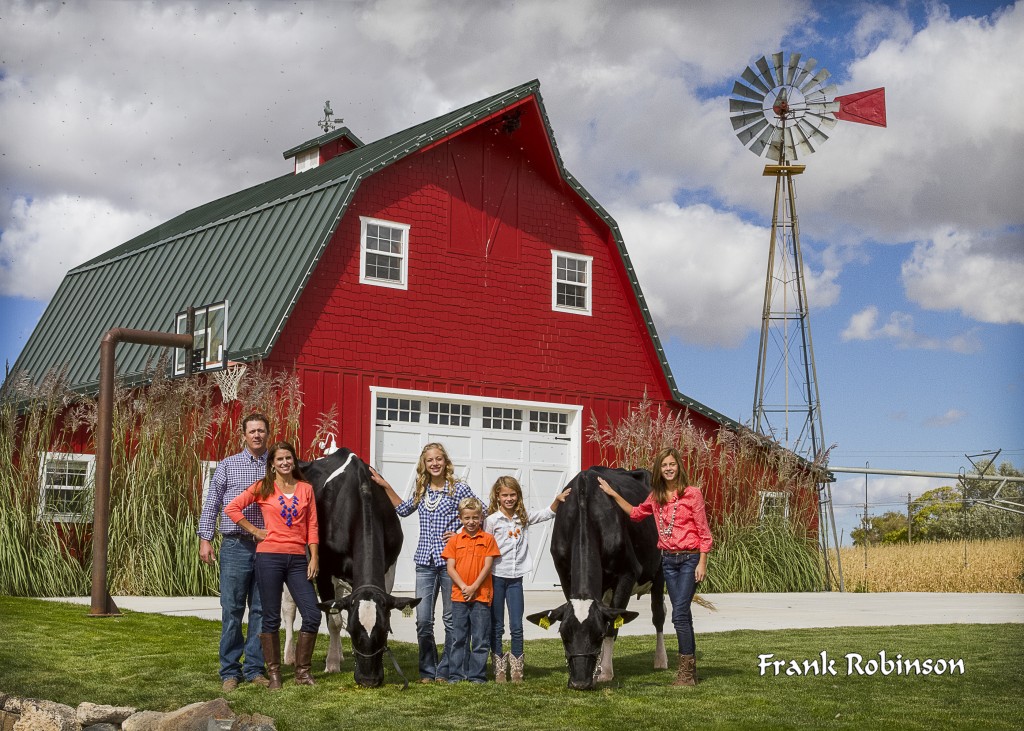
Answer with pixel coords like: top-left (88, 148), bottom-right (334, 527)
top-left (771, 52), bottom-right (786, 86)
top-left (731, 110), bottom-right (767, 131)
top-left (800, 119), bottom-right (832, 147)
top-left (730, 98), bottom-right (763, 114)
top-left (750, 125), bottom-right (781, 158)
top-left (741, 65), bottom-right (771, 95)
top-left (793, 120), bottom-right (819, 156)
top-left (806, 100), bottom-right (841, 115)
top-left (800, 67), bottom-right (831, 94)
top-left (808, 83), bottom-right (838, 101)
top-left (792, 56), bottom-right (818, 89)
top-left (785, 52), bottom-right (802, 85)
top-left (754, 56), bottom-right (775, 88)
top-left (783, 127), bottom-right (798, 161)
top-left (736, 117), bottom-right (770, 145)
top-left (732, 79), bottom-right (766, 102)
top-left (804, 111), bottom-right (839, 130)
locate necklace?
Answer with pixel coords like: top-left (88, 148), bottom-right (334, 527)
top-left (655, 493), bottom-right (680, 538)
top-left (278, 493), bottom-right (299, 527)
top-left (422, 486), bottom-right (446, 512)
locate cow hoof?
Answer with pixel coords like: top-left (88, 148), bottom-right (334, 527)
top-left (597, 671), bottom-right (614, 683)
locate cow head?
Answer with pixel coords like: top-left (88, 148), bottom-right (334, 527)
top-left (319, 586), bottom-right (420, 687)
top-left (527, 599), bottom-right (638, 690)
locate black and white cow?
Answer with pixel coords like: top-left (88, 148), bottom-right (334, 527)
top-left (527, 466), bottom-right (667, 690)
top-left (294, 448), bottom-right (419, 687)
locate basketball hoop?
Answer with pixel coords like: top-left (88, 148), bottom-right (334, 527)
top-left (213, 363), bottom-right (247, 402)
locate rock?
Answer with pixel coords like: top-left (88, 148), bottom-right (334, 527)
top-left (78, 703), bottom-right (138, 726)
top-left (8, 700), bottom-right (75, 731)
top-left (81, 724), bottom-right (119, 731)
top-left (121, 710), bottom-right (168, 731)
top-left (12, 708), bottom-right (59, 731)
top-left (233, 713), bottom-right (277, 731)
top-left (156, 699), bottom-right (235, 731)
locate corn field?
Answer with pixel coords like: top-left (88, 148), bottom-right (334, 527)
top-left (833, 538), bottom-right (1024, 593)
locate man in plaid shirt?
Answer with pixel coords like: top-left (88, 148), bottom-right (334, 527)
top-left (198, 413), bottom-right (271, 692)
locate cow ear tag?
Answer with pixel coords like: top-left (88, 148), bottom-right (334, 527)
top-left (401, 606), bottom-right (414, 618)
top-left (613, 616), bottom-right (624, 629)
top-left (539, 617), bottom-right (551, 630)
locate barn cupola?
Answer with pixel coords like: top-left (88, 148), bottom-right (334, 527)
top-left (283, 100), bottom-right (364, 174)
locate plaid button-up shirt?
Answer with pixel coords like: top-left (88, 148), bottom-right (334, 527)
top-left (198, 448), bottom-right (267, 540)
top-left (396, 480), bottom-right (479, 567)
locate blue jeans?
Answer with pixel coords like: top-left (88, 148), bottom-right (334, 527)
top-left (414, 564), bottom-right (453, 680)
top-left (490, 576), bottom-right (525, 656)
top-left (254, 552), bottom-right (321, 634)
top-left (219, 535), bottom-right (265, 681)
top-left (449, 600), bottom-right (491, 682)
top-left (662, 552), bottom-right (699, 655)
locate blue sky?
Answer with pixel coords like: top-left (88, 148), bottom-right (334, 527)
top-left (1, 0), bottom-right (1021, 544)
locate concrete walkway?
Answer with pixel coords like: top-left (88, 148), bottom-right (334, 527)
top-left (48, 592), bottom-right (1024, 644)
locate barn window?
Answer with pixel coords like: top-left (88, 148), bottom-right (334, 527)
top-left (360, 217), bottom-right (409, 290)
top-left (529, 410), bottom-right (568, 435)
top-left (376, 396), bottom-right (421, 423)
top-left (38, 452), bottom-right (95, 522)
top-left (174, 300), bottom-right (228, 376)
top-left (552, 251), bottom-right (592, 315)
top-left (482, 406), bottom-right (522, 431)
top-left (201, 460), bottom-right (218, 506)
top-left (428, 401), bottom-right (471, 427)
top-left (295, 147), bottom-right (319, 173)
top-left (759, 491), bottom-right (789, 522)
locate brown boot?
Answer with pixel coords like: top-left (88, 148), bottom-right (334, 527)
top-left (493, 652), bottom-right (508, 683)
top-left (509, 654), bottom-right (524, 683)
top-left (673, 654), bottom-right (697, 686)
top-left (294, 631), bottom-right (317, 686)
top-left (258, 632), bottom-right (283, 690)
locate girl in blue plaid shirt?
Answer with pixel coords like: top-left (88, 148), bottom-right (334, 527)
top-left (372, 442), bottom-right (482, 682)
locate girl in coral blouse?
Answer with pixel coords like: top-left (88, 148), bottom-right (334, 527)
top-left (598, 446), bottom-right (713, 687)
top-left (226, 441), bottom-right (320, 689)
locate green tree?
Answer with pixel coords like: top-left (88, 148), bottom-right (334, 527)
top-left (912, 461), bottom-right (1023, 542)
top-left (851, 511), bottom-right (908, 546)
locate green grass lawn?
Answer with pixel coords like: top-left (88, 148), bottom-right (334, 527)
top-left (1, 597), bottom-right (1022, 730)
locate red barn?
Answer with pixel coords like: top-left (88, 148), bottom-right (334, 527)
top-left (13, 80), bottom-right (751, 589)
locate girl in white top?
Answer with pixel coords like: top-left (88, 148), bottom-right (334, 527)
top-left (484, 475), bottom-right (570, 682)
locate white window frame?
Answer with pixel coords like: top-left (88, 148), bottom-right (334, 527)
top-left (295, 147), bottom-right (319, 173)
top-left (200, 460), bottom-right (218, 508)
top-left (360, 217), bottom-right (409, 290)
top-left (174, 300), bottom-right (228, 376)
top-left (551, 251), bottom-right (593, 315)
top-left (758, 490), bottom-right (790, 521)
top-left (38, 452), bottom-right (95, 523)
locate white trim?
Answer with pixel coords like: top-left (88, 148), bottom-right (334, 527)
top-left (174, 300), bottom-right (228, 375)
top-left (295, 147), bottom-right (320, 173)
top-left (359, 216), bottom-right (409, 290)
top-left (758, 490), bottom-right (790, 521)
top-left (551, 250), bottom-right (593, 316)
top-left (37, 452), bottom-right (95, 523)
top-left (201, 460), bottom-right (218, 507)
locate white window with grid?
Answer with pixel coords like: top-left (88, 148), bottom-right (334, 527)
top-left (552, 251), bottom-right (592, 315)
top-left (759, 491), bottom-right (790, 521)
top-left (360, 217), bottom-right (409, 290)
top-left (529, 410), bottom-right (568, 435)
top-left (428, 401), bottom-right (471, 427)
top-left (482, 407), bottom-right (523, 431)
top-left (38, 452), bottom-right (95, 522)
top-left (295, 147), bottom-right (320, 173)
top-left (376, 396), bottom-right (422, 423)
top-left (174, 300), bottom-right (228, 376)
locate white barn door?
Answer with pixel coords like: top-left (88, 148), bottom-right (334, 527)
top-left (369, 387), bottom-right (580, 591)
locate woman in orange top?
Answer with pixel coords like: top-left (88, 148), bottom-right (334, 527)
top-left (226, 441), bottom-right (320, 689)
top-left (599, 447), bottom-right (713, 687)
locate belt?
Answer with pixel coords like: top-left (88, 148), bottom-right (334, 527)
top-left (663, 549), bottom-right (699, 555)
top-left (223, 533), bottom-right (256, 542)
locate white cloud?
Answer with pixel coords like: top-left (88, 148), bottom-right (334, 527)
top-left (924, 409), bottom-right (968, 428)
top-left (840, 305), bottom-right (982, 353)
top-left (0, 196), bottom-right (157, 300)
top-left (831, 474), bottom-right (950, 545)
top-left (902, 228), bottom-right (1024, 325)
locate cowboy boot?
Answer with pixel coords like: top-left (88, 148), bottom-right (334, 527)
top-left (258, 632), bottom-right (283, 690)
top-left (493, 652), bottom-right (508, 683)
top-left (673, 654), bottom-right (697, 686)
top-left (509, 653), bottom-right (524, 683)
top-left (294, 631), bottom-right (317, 686)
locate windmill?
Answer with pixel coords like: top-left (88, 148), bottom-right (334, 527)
top-left (729, 51), bottom-right (885, 587)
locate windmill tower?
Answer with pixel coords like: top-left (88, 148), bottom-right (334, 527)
top-left (729, 52), bottom-right (885, 587)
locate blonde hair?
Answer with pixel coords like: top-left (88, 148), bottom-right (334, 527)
top-left (458, 496), bottom-right (484, 515)
top-left (413, 442), bottom-right (458, 506)
top-left (651, 447), bottom-right (690, 505)
top-left (489, 475), bottom-right (528, 525)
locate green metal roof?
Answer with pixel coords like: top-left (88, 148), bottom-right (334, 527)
top-left (11, 79), bottom-right (737, 431)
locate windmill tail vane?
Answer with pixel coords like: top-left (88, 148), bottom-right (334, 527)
top-left (730, 51), bottom-right (886, 163)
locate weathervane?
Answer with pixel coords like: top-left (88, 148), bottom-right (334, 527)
top-left (318, 100), bottom-right (344, 134)
top-left (729, 51), bottom-right (885, 587)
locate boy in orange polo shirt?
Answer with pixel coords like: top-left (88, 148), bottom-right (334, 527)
top-left (441, 497), bottom-right (501, 683)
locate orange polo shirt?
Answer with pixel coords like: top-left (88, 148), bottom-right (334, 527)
top-left (440, 529), bottom-right (501, 604)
